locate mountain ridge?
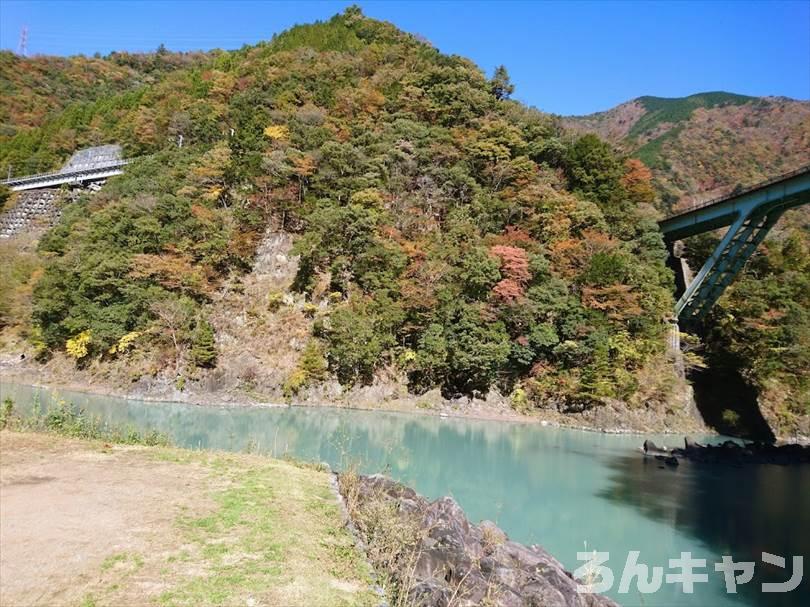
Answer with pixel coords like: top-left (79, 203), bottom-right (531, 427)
top-left (564, 91), bottom-right (810, 208)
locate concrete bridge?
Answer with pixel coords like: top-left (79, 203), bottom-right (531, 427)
top-left (1, 144), bottom-right (129, 192)
top-left (0, 145), bottom-right (132, 237)
top-left (659, 164), bottom-right (810, 324)
top-left (1, 160), bottom-right (130, 192)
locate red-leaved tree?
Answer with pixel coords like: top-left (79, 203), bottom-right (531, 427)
top-left (490, 245), bottom-right (530, 302)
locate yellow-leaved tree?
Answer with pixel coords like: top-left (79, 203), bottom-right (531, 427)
top-left (108, 331), bottom-right (141, 355)
top-left (263, 124), bottom-right (290, 142)
top-left (66, 330), bottom-right (92, 360)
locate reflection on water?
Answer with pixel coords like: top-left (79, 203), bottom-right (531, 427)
top-left (600, 453), bottom-right (810, 607)
top-left (1, 381), bottom-right (807, 607)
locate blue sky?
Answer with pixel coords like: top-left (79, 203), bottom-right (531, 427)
top-left (0, 0), bottom-right (808, 115)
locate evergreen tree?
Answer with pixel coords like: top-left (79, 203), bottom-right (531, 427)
top-left (191, 319), bottom-right (217, 368)
top-left (491, 65), bottom-right (515, 100)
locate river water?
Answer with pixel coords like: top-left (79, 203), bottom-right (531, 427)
top-left (1, 381), bottom-right (807, 607)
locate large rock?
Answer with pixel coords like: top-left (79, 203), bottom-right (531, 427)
top-left (644, 436), bottom-right (810, 465)
top-left (341, 474), bottom-right (618, 607)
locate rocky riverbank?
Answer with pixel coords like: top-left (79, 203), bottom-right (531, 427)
top-left (0, 354), bottom-right (707, 436)
top-left (644, 437), bottom-right (810, 465)
top-left (337, 473), bottom-right (618, 607)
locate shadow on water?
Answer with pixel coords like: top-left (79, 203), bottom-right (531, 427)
top-left (599, 453), bottom-right (810, 607)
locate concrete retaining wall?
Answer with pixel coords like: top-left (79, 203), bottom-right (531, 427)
top-left (0, 189), bottom-right (62, 238)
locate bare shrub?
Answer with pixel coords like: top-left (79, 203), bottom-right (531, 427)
top-left (338, 469), bottom-right (425, 606)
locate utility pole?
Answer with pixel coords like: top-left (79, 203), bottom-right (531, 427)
top-left (18, 26), bottom-right (28, 57)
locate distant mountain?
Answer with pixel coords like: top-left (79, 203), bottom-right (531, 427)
top-left (565, 92), bottom-right (810, 209)
top-left (0, 50), bottom-right (212, 132)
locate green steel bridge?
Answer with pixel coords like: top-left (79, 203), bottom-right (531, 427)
top-left (659, 164), bottom-right (810, 324)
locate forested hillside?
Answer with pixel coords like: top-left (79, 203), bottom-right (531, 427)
top-left (565, 92), bottom-right (810, 207)
top-left (0, 48), bottom-right (212, 175)
top-left (568, 93), bottom-right (810, 436)
top-left (1, 7), bottom-right (781, 432)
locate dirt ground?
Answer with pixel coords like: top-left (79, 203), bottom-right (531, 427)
top-left (0, 431), bottom-right (375, 607)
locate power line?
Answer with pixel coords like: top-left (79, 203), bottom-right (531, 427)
top-left (30, 32), bottom-right (259, 41)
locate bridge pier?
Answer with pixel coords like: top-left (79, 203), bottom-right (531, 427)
top-left (665, 240), bottom-right (691, 300)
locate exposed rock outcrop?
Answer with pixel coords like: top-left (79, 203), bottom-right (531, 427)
top-left (340, 474), bottom-right (618, 607)
top-left (643, 437), bottom-right (810, 465)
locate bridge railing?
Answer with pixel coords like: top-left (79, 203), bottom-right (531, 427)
top-left (1, 159), bottom-right (131, 187)
top-left (666, 163), bottom-right (810, 220)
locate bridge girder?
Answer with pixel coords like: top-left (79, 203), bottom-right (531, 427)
top-left (1, 161), bottom-right (129, 192)
top-left (659, 166), bottom-right (810, 324)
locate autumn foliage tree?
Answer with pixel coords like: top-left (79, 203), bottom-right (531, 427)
top-left (621, 158), bottom-right (656, 205)
top-left (490, 245), bottom-right (531, 302)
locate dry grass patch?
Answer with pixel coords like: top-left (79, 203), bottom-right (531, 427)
top-left (1, 431), bottom-right (376, 607)
top-left (154, 454), bottom-right (376, 607)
